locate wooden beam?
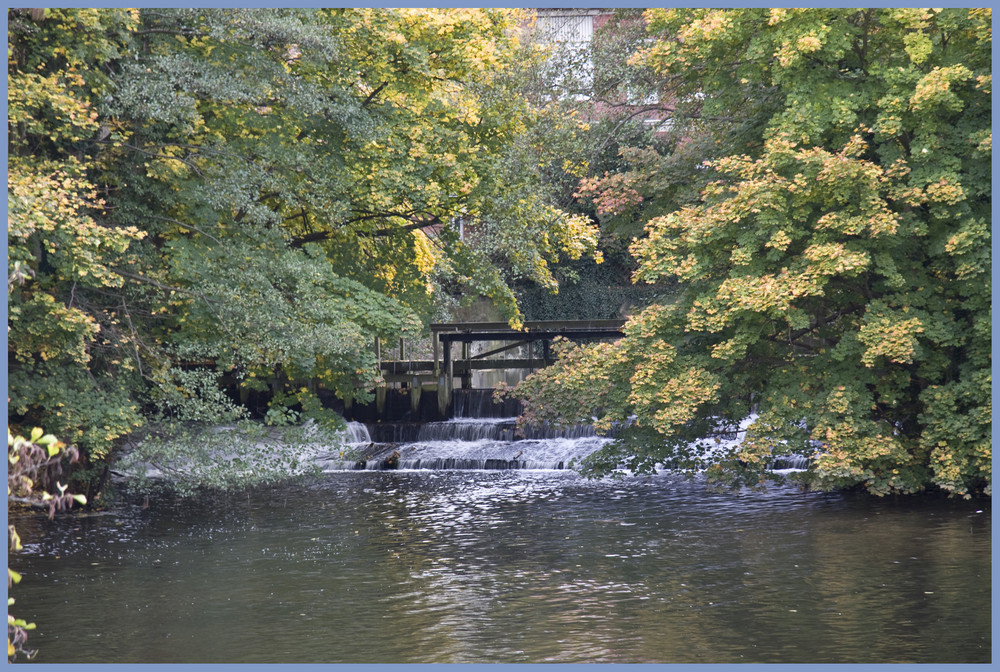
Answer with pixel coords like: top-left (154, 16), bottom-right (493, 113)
top-left (438, 328), bottom-right (623, 343)
top-left (471, 340), bottom-right (523, 360)
top-left (381, 359), bottom-right (557, 375)
top-left (430, 319), bottom-right (625, 333)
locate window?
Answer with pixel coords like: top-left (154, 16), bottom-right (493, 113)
top-left (534, 10), bottom-right (595, 97)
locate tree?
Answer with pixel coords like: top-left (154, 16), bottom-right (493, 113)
top-left (507, 8), bottom-right (991, 497)
top-left (502, 9), bottom-right (689, 320)
top-left (8, 8), bottom-right (147, 487)
top-left (8, 8), bottom-right (603, 491)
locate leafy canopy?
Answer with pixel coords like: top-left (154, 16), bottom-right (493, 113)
top-left (7, 8), bottom-right (602, 487)
top-left (508, 8), bottom-right (991, 497)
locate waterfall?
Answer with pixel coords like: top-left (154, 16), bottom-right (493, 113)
top-left (417, 418), bottom-right (519, 442)
top-left (679, 414), bottom-right (811, 473)
top-left (401, 436), bottom-right (612, 470)
top-left (449, 389), bottom-right (522, 418)
top-left (338, 435), bottom-right (613, 472)
top-left (416, 418), bottom-right (598, 442)
top-left (318, 413), bottom-right (611, 472)
top-left (771, 454), bottom-right (812, 471)
top-left (316, 410), bottom-right (810, 475)
top-left (341, 421), bottom-right (372, 445)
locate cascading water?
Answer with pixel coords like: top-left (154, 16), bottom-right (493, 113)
top-left (449, 388), bottom-right (522, 419)
top-left (680, 414), bottom-right (813, 473)
top-left (318, 405), bottom-right (612, 472)
top-left (340, 420), bottom-right (373, 447)
top-left (112, 403), bottom-right (805, 487)
top-left (387, 417), bottom-right (611, 470)
top-left (417, 417), bottom-right (520, 442)
top-left (316, 402), bottom-right (809, 475)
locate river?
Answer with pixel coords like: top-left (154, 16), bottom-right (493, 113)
top-left (8, 415), bottom-right (992, 664)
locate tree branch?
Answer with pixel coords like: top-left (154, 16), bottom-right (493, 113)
top-left (361, 81), bottom-right (390, 108)
top-left (769, 305), bottom-right (864, 348)
top-left (145, 214), bottom-right (222, 244)
top-left (133, 27), bottom-right (206, 38)
top-left (120, 143), bottom-right (204, 177)
top-left (113, 269), bottom-right (243, 354)
top-left (290, 212), bottom-right (443, 246)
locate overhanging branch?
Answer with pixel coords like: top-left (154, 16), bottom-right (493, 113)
top-left (290, 212), bottom-right (443, 246)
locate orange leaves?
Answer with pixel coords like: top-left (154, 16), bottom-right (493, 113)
top-left (686, 295), bottom-right (728, 333)
top-left (502, 338), bottom-right (632, 433)
top-left (8, 159), bottom-right (145, 289)
top-left (810, 428), bottom-right (919, 495)
top-left (814, 208), bottom-right (899, 237)
top-left (509, 8), bottom-right (992, 495)
top-left (711, 266), bottom-right (826, 323)
top-left (633, 130), bottom-right (909, 344)
top-left (857, 307), bottom-right (924, 367)
top-left (942, 218), bottom-right (989, 280)
top-left (641, 367), bottom-right (720, 435)
top-left (923, 178), bottom-right (966, 206)
top-left (801, 242), bottom-right (869, 276)
top-left (574, 172), bottom-right (644, 218)
top-left (910, 65), bottom-right (973, 112)
top-left (764, 229), bottom-right (791, 251)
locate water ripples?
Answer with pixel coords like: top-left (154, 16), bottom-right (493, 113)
top-left (9, 470), bottom-right (991, 664)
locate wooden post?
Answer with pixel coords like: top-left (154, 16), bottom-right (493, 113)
top-left (445, 339), bottom-right (455, 412)
top-left (438, 338), bottom-right (453, 418)
top-left (438, 374), bottom-right (450, 417)
top-left (376, 385), bottom-right (386, 419)
top-left (410, 376), bottom-right (421, 413)
top-left (461, 341), bottom-right (471, 389)
top-left (433, 330), bottom-right (440, 375)
top-left (443, 338), bottom-right (452, 389)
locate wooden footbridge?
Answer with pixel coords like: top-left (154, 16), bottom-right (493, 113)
top-left (376, 319), bottom-right (625, 415)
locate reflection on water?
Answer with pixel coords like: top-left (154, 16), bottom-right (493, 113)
top-left (10, 471), bottom-right (991, 664)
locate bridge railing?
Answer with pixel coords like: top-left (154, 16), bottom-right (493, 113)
top-left (375, 320), bottom-right (626, 416)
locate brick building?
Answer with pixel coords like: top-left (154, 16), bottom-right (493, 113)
top-left (528, 8), bottom-right (672, 133)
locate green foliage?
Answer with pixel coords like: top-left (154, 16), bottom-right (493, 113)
top-left (499, 10), bottom-right (689, 320)
top-left (510, 8), bottom-right (991, 497)
top-left (514, 237), bottom-right (666, 321)
top-left (115, 419), bottom-right (358, 499)
top-left (8, 9), bottom-right (146, 464)
top-left (8, 8), bottom-right (605, 490)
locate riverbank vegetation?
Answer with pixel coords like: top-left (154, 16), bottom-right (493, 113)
top-left (505, 8), bottom-right (991, 498)
top-left (8, 8), bottom-right (991, 499)
top-left (8, 8), bottom-right (601, 496)
top-left (8, 427), bottom-right (87, 660)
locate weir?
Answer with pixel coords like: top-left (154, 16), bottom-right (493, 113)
top-left (231, 320), bottom-right (811, 474)
top-left (320, 416), bottom-right (613, 472)
top-left (375, 319), bottom-right (625, 419)
top-left (320, 405), bottom-right (811, 475)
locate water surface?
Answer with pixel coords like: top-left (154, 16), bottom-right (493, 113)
top-left (10, 470), bottom-right (990, 664)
